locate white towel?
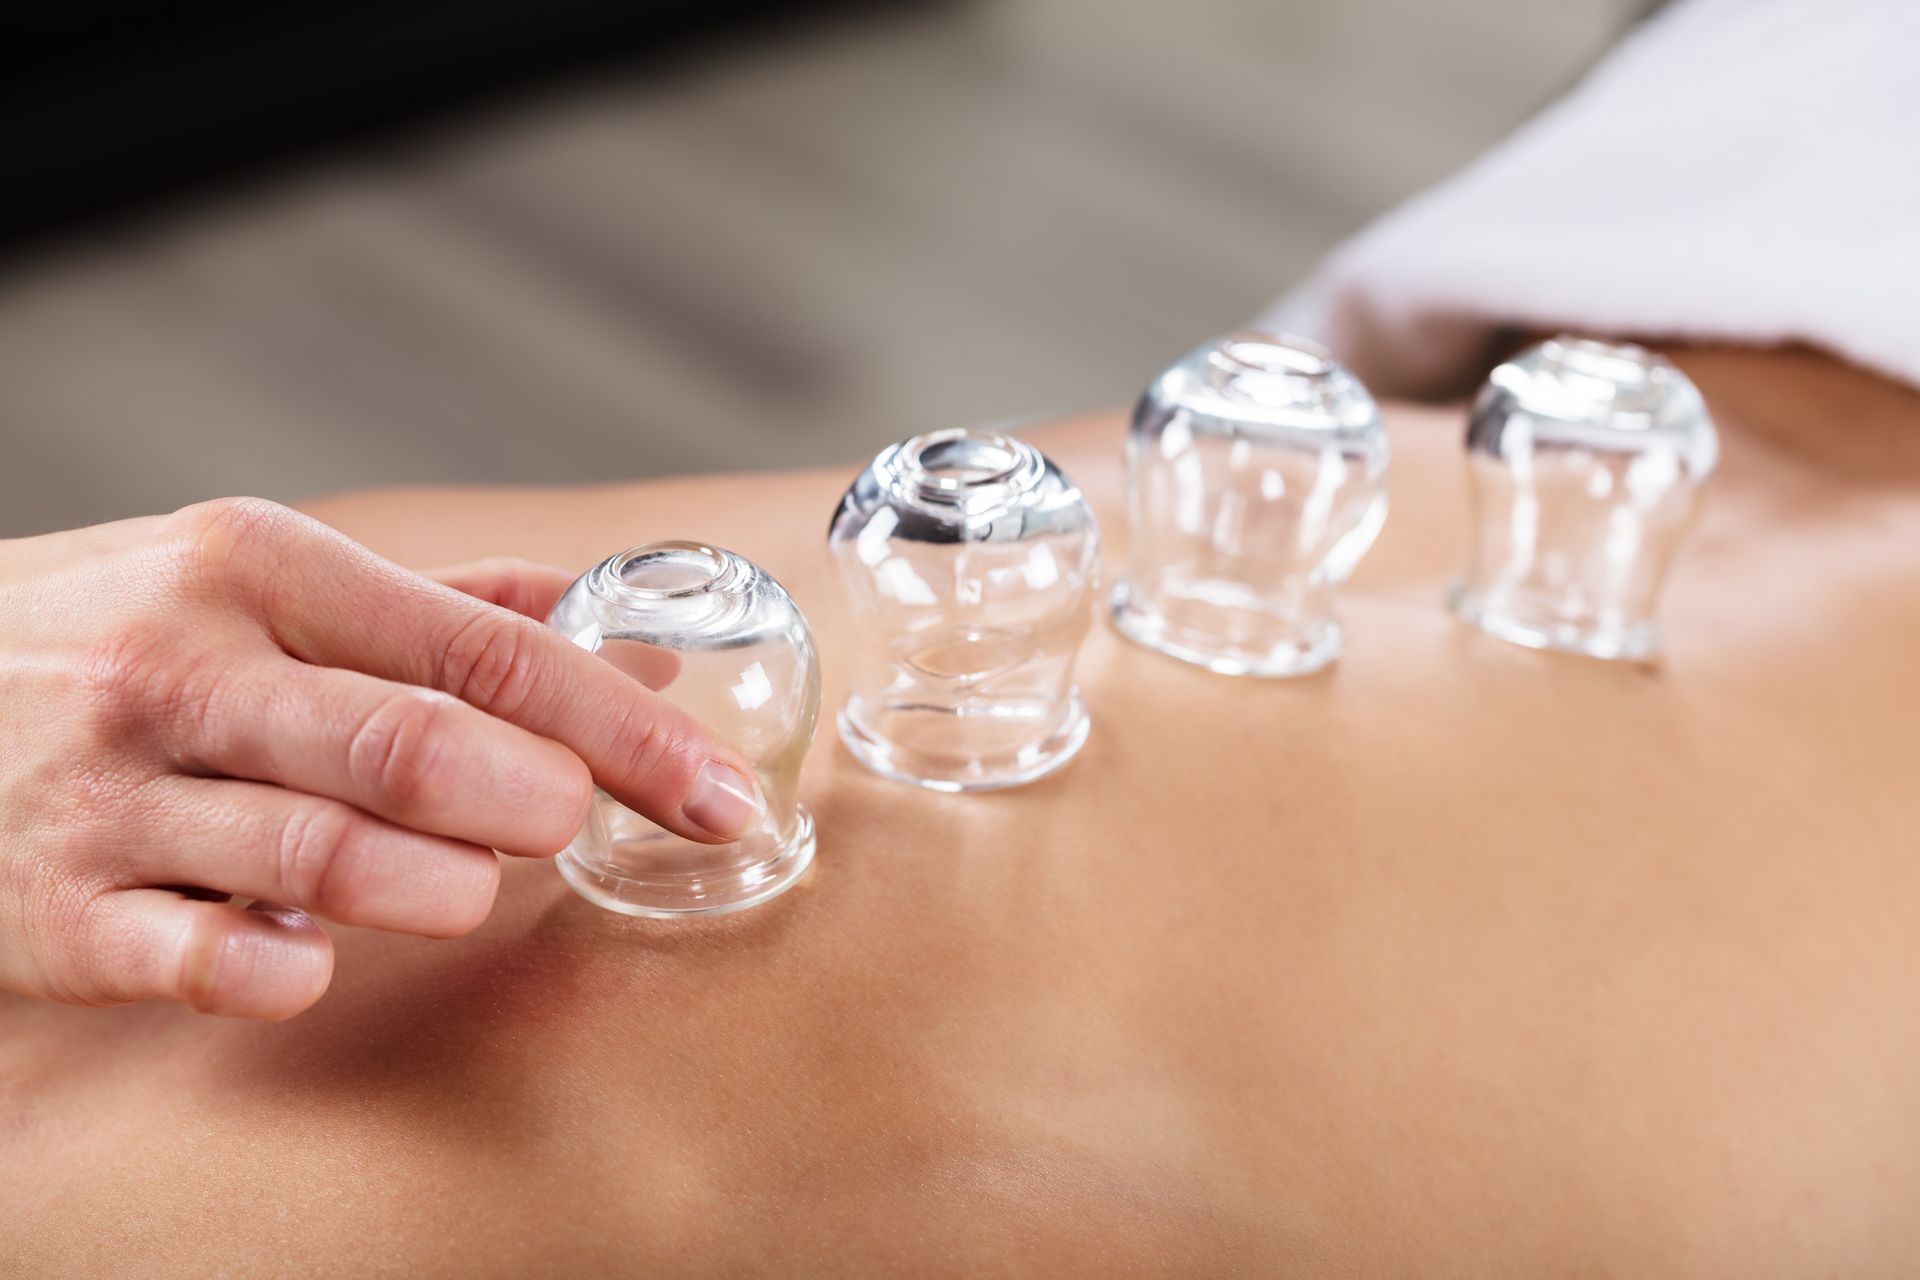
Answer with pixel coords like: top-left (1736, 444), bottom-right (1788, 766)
top-left (1267, 0), bottom-right (1920, 399)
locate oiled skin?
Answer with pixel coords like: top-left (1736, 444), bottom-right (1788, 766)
top-left (3, 349), bottom-right (1918, 1277)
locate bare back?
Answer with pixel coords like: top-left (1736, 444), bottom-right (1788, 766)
top-left (4, 349), bottom-right (1919, 1277)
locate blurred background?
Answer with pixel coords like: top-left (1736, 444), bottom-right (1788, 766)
top-left (0, 0), bottom-right (1647, 538)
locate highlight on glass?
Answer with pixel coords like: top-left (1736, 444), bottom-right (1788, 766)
top-left (1111, 329), bottom-right (1389, 677)
top-left (1448, 335), bottom-right (1719, 661)
top-left (829, 428), bottom-right (1099, 792)
top-left (547, 541), bottom-right (820, 916)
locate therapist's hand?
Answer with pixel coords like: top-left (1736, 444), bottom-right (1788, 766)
top-left (0, 498), bottom-right (764, 1019)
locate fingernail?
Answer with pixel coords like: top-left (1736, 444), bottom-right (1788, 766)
top-left (682, 761), bottom-right (764, 841)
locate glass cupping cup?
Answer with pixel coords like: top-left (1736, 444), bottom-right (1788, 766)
top-left (1110, 330), bottom-right (1390, 677)
top-left (548, 542), bottom-right (820, 916)
top-left (1448, 336), bottom-right (1719, 661)
top-left (829, 429), bottom-right (1099, 791)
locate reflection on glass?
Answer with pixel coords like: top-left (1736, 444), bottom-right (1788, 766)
top-left (829, 429), bottom-right (1099, 791)
top-left (547, 541), bottom-right (820, 916)
top-left (1448, 336), bottom-right (1719, 661)
top-left (1111, 330), bottom-right (1389, 677)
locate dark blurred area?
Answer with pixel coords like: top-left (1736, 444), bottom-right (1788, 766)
top-left (1, 0), bottom-right (896, 251)
top-left (0, 0), bottom-right (1639, 538)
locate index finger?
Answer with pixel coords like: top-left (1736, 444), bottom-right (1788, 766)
top-left (226, 509), bottom-right (764, 845)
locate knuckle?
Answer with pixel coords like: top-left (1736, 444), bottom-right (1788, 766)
top-left (8, 760), bottom-right (151, 902)
top-left (437, 613), bottom-right (547, 719)
top-left (606, 696), bottom-right (686, 790)
top-left (165, 497), bottom-right (301, 595)
top-left (174, 909), bottom-right (228, 1012)
top-left (75, 626), bottom-right (226, 747)
top-left (152, 656), bottom-right (231, 757)
top-left (347, 690), bottom-right (458, 814)
top-left (12, 871), bottom-right (110, 1007)
top-left (175, 907), bottom-right (253, 1014)
top-left (75, 627), bottom-right (167, 723)
top-left (274, 803), bottom-right (358, 915)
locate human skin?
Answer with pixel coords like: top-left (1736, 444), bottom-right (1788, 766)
top-left (0, 506), bottom-right (763, 1019)
top-left (2, 348), bottom-right (1918, 1276)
